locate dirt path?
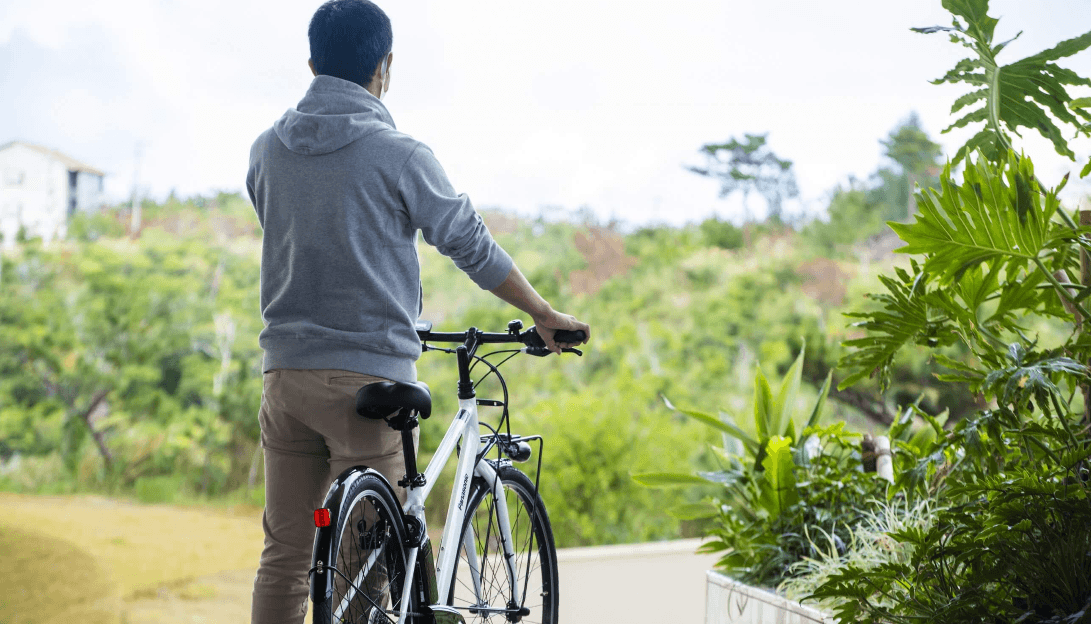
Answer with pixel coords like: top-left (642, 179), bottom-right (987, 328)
top-left (123, 569), bottom-right (256, 624)
top-left (1, 494), bottom-right (717, 623)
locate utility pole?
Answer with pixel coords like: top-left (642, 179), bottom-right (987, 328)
top-left (130, 142), bottom-right (144, 237)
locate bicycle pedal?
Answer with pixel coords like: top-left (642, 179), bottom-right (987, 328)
top-left (429, 605), bottom-right (466, 624)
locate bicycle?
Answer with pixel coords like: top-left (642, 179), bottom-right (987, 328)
top-left (309, 319), bottom-right (586, 624)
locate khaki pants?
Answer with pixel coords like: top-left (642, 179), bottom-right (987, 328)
top-left (251, 368), bottom-right (416, 624)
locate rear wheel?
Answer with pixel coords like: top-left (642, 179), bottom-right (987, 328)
top-left (448, 464), bottom-right (559, 624)
top-left (314, 473), bottom-right (415, 624)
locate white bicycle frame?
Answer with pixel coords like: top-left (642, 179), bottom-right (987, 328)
top-left (388, 396), bottom-right (521, 624)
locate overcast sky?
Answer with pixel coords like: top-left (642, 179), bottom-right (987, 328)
top-left (2, 0), bottom-right (1090, 226)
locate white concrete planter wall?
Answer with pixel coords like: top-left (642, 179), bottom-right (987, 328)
top-left (706, 570), bottom-right (831, 624)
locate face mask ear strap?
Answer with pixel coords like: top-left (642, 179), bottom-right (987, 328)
top-left (380, 56), bottom-right (390, 92)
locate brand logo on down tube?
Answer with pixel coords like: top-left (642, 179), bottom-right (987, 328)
top-left (457, 474), bottom-right (470, 511)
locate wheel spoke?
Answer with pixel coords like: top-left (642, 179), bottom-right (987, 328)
top-left (448, 468), bottom-right (557, 624)
top-left (319, 479), bottom-right (409, 624)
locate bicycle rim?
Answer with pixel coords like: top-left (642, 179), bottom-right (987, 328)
top-left (324, 478), bottom-right (409, 624)
top-left (449, 465), bottom-right (558, 624)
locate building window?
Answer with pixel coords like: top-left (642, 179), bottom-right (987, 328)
top-left (2, 169), bottom-right (24, 186)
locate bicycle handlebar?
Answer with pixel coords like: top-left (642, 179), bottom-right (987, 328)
top-left (417, 322), bottom-right (586, 352)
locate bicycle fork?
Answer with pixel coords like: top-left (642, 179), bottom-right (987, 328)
top-left (468, 459), bottom-right (523, 612)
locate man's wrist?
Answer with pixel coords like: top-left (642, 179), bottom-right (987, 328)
top-left (529, 302), bottom-right (553, 322)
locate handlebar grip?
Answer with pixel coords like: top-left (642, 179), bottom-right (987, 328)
top-left (554, 329), bottom-right (587, 344)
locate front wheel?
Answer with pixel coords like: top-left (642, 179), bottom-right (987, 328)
top-left (449, 463), bottom-right (559, 624)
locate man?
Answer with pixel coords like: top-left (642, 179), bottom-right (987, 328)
top-left (245, 1), bottom-right (590, 622)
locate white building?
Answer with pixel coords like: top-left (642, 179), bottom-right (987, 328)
top-left (0, 141), bottom-right (106, 247)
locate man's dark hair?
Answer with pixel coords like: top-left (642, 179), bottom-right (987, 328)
top-left (308, 0), bottom-right (392, 89)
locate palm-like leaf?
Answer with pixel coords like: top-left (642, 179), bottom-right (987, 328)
top-left (758, 435), bottom-right (798, 519)
top-left (914, 2), bottom-right (1091, 162)
top-left (981, 343), bottom-right (1089, 409)
top-left (661, 396), bottom-right (760, 455)
top-left (773, 344), bottom-right (805, 440)
top-left (891, 154), bottom-right (1060, 282)
top-left (839, 263), bottom-right (957, 392)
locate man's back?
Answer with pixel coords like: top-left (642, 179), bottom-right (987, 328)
top-left (247, 75), bottom-right (513, 384)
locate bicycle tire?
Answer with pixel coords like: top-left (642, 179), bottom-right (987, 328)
top-left (448, 463), bottom-right (559, 624)
top-left (313, 472), bottom-right (416, 624)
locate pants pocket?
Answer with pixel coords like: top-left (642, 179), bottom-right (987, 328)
top-left (327, 372), bottom-right (388, 386)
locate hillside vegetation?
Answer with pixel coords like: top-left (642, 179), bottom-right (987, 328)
top-left (0, 187), bottom-right (945, 548)
top-left (1, 112), bottom-right (965, 548)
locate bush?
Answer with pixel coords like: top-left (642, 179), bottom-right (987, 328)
top-left (529, 381), bottom-right (710, 547)
top-left (133, 475), bottom-right (186, 504)
top-left (699, 217), bottom-right (744, 250)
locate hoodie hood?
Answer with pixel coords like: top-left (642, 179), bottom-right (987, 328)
top-left (273, 75), bottom-right (396, 156)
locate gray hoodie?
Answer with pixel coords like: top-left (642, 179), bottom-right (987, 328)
top-left (246, 75), bottom-right (513, 383)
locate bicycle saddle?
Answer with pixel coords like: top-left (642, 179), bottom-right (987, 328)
top-left (356, 381), bottom-right (432, 420)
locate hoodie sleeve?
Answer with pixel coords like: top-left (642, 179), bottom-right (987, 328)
top-left (397, 144), bottom-right (513, 290)
top-left (246, 136), bottom-right (263, 227)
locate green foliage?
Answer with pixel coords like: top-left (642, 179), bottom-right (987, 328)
top-left (891, 154), bottom-right (1062, 282)
top-left (527, 383), bottom-right (708, 547)
top-left (839, 262), bottom-right (956, 391)
top-left (880, 112), bottom-right (942, 179)
top-left (66, 211), bottom-right (126, 242)
top-left (802, 115), bottom-right (945, 254)
top-left (913, 1), bottom-right (1091, 162)
top-left (636, 350), bottom-right (889, 587)
top-left (802, 188), bottom-right (887, 254)
top-left (839, 153), bottom-right (1078, 393)
top-left (817, 2), bottom-right (1091, 620)
top-left (698, 217), bottom-right (744, 250)
top-left (698, 425), bottom-right (887, 588)
top-left (808, 409), bottom-right (1091, 623)
top-left (9, 192), bottom-right (886, 547)
top-left (0, 195), bottom-right (265, 497)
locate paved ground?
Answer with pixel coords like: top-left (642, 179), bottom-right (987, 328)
top-left (559, 539), bottom-right (718, 624)
top-left (122, 539), bottom-right (718, 624)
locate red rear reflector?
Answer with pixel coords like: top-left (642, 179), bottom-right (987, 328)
top-left (314, 508), bottom-right (331, 527)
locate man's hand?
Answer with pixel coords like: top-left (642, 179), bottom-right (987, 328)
top-left (532, 309), bottom-right (591, 355)
top-left (489, 264), bottom-right (590, 354)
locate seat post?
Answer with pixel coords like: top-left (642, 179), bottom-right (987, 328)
top-left (399, 417), bottom-right (421, 489)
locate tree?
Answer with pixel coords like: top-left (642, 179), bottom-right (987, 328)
top-left (688, 133), bottom-right (799, 222)
top-left (879, 112), bottom-right (943, 218)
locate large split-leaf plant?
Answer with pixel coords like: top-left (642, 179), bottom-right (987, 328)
top-left (912, 0), bottom-right (1091, 164)
top-left (816, 1), bottom-right (1091, 621)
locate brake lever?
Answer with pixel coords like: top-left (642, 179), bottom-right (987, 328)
top-left (525, 346), bottom-right (583, 357)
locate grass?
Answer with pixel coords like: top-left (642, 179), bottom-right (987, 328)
top-left (0, 492), bottom-right (264, 606)
top-left (0, 523), bottom-right (122, 624)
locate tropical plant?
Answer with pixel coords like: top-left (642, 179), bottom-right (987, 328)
top-left (634, 349), bottom-right (892, 587)
top-left (813, 2), bottom-right (1091, 621)
top-left (806, 417), bottom-right (1091, 623)
top-left (912, 0), bottom-right (1091, 164)
top-left (779, 498), bottom-right (937, 611)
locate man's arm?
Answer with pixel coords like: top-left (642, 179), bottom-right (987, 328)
top-left (397, 143), bottom-right (590, 349)
top-left (489, 264), bottom-right (590, 354)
